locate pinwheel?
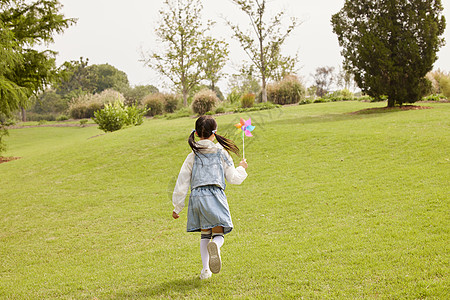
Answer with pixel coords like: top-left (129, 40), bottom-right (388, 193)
top-left (234, 118), bottom-right (255, 159)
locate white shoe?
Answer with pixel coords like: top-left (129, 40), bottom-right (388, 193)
top-left (207, 241), bottom-right (221, 274)
top-left (199, 269), bottom-right (212, 280)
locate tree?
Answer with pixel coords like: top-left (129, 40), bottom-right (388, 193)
top-left (56, 57), bottom-right (92, 100)
top-left (86, 64), bottom-right (129, 94)
top-left (332, 0), bottom-right (446, 107)
top-left (142, 0), bottom-right (227, 106)
top-left (312, 66), bottom-right (335, 97)
top-left (227, 0), bottom-right (300, 102)
top-left (0, 0), bottom-right (75, 120)
top-left (56, 59), bottom-right (130, 99)
top-left (201, 37), bottom-right (229, 91)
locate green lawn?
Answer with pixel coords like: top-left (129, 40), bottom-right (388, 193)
top-left (1, 102), bottom-right (449, 299)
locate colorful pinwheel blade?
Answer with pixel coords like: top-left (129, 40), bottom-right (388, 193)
top-left (244, 130), bottom-right (253, 137)
top-left (246, 125), bottom-right (255, 132)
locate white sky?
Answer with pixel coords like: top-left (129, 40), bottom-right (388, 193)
top-left (50, 0), bottom-right (450, 93)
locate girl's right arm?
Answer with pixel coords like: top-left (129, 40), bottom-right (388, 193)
top-left (223, 151), bottom-right (248, 185)
top-left (172, 154), bottom-right (194, 215)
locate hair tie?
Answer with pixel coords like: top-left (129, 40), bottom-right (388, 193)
top-left (212, 130), bottom-right (217, 134)
top-left (191, 129), bottom-right (196, 134)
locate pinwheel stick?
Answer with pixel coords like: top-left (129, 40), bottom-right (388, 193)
top-left (242, 133), bottom-right (245, 159)
top-left (234, 117), bottom-right (255, 160)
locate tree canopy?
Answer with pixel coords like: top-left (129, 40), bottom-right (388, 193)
top-left (227, 0), bottom-right (300, 102)
top-left (332, 0), bottom-right (446, 107)
top-left (0, 0), bottom-right (75, 119)
top-left (142, 0), bottom-right (228, 106)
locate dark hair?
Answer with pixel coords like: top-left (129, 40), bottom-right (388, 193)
top-left (188, 115), bottom-right (240, 157)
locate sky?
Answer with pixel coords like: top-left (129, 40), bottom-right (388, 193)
top-left (49, 0), bottom-right (450, 93)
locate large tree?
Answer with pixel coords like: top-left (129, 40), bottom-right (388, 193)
top-left (56, 58), bottom-right (130, 99)
top-left (227, 0), bottom-right (300, 102)
top-left (143, 0), bottom-right (228, 106)
top-left (0, 0), bottom-right (75, 120)
top-left (332, 0), bottom-right (446, 107)
top-left (201, 36), bottom-right (229, 91)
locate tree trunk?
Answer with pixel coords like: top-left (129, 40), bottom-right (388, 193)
top-left (387, 98), bottom-right (395, 107)
top-left (182, 89), bottom-right (188, 107)
top-left (21, 107), bottom-right (26, 122)
top-left (261, 75), bottom-right (267, 102)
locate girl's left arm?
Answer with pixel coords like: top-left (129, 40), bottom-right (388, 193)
top-left (172, 154), bottom-right (194, 214)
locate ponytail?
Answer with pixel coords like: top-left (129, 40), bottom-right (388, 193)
top-left (215, 133), bottom-right (240, 157)
top-left (188, 130), bottom-right (206, 157)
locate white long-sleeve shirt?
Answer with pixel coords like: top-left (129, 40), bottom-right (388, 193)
top-left (172, 139), bottom-right (248, 214)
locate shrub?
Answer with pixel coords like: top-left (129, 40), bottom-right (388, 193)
top-left (163, 94), bottom-right (180, 113)
top-left (227, 89), bottom-right (242, 104)
top-left (56, 115), bottom-right (69, 121)
top-left (69, 89), bottom-right (125, 119)
top-left (142, 93), bottom-right (164, 116)
top-left (94, 101), bottom-right (128, 132)
top-left (440, 76), bottom-right (450, 99)
top-left (267, 75), bottom-right (306, 105)
top-left (79, 119), bottom-right (88, 127)
top-left (215, 107), bottom-right (225, 114)
top-left (93, 100), bottom-right (147, 132)
top-left (241, 93), bottom-right (255, 108)
top-left (27, 113), bottom-right (56, 122)
top-left (422, 95), bottom-right (445, 102)
top-left (125, 104), bottom-right (147, 126)
top-left (191, 89), bottom-right (218, 115)
top-left (0, 126), bottom-right (8, 155)
top-left (85, 103), bottom-right (102, 118)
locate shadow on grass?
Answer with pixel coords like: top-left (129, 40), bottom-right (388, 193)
top-left (115, 277), bottom-right (203, 299)
top-left (276, 105), bottom-right (432, 126)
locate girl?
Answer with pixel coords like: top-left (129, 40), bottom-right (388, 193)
top-left (172, 115), bottom-right (248, 280)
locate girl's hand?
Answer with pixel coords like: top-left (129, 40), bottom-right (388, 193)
top-left (172, 211), bottom-right (179, 219)
top-left (239, 159), bottom-right (248, 169)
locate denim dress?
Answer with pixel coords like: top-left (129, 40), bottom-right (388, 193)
top-left (186, 149), bottom-right (234, 234)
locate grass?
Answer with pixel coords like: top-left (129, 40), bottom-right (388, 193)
top-left (1, 101), bottom-right (449, 299)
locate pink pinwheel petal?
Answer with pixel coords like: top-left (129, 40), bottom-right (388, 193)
top-left (245, 130), bottom-right (253, 137)
top-left (244, 118), bottom-right (252, 127)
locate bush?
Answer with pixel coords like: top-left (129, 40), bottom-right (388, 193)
top-left (215, 107), bottom-right (225, 114)
top-left (267, 75), bottom-right (306, 105)
top-left (69, 89), bottom-right (126, 119)
top-left (85, 103), bottom-right (102, 118)
top-left (94, 101), bottom-right (128, 132)
top-left (191, 89), bottom-right (218, 115)
top-left (163, 94), bottom-right (180, 113)
top-left (0, 126), bottom-right (8, 155)
top-left (440, 76), bottom-right (450, 99)
top-left (26, 113), bottom-right (56, 122)
top-left (241, 93), bottom-right (255, 108)
top-left (422, 94), bottom-right (446, 101)
top-left (142, 93), bottom-right (164, 116)
top-left (227, 89), bottom-right (242, 104)
top-left (93, 100), bottom-right (147, 132)
top-left (56, 115), bottom-right (69, 121)
top-left (125, 104), bottom-right (147, 126)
